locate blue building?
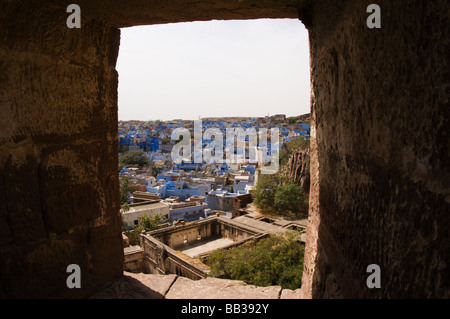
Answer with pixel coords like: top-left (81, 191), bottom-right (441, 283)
top-left (243, 164), bottom-right (256, 175)
top-left (299, 122), bottom-right (311, 132)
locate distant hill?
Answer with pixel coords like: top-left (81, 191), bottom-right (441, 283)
top-left (289, 113), bottom-right (310, 123)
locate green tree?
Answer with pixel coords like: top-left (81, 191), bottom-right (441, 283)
top-left (273, 182), bottom-right (306, 213)
top-left (118, 144), bottom-right (129, 153)
top-left (150, 161), bottom-right (161, 177)
top-left (139, 213), bottom-right (164, 232)
top-left (253, 172), bottom-right (308, 215)
top-left (123, 213), bottom-right (164, 246)
top-left (206, 233), bottom-right (304, 290)
top-left (124, 227), bottom-right (142, 246)
top-left (119, 150), bottom-right (150, 167)
top-left (161, 138), bottom-right (171, 145)
top-left (252, 173), bottom-right (279, 212)
top-left (119, 176), bottom-right (130, 205)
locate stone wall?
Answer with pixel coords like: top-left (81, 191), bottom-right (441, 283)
top-left (0, 0), bottom-right (123, 298)
top-left (219, 217), bottom-right (262, 242)
top-left (141, 234), bottom-right (167, 275)
top-left (141, 217), bottom-right (266, 280)
top-left (124, 246), bottom-right (145, 273)
top-left (150, 216), bottom-right (262, 249)
top-left (1, 0), bottom-right (448, 298)
top-left (206, 194), bottom-right (235, 211)
top-left (301, 0), bottom-right (449, 298)
top-left (287, 150), bottom-right (310, 192)
top-left (152, 218), bottom-right (216, 248)
top-left (141, 233), bottom-right (208, 280)
top-left (232, 194), bottom-right (254, 217)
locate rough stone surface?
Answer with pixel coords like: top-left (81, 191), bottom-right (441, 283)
top-left (1, 0), bottom-right (448, 299)
top-left (280, 288), bottom-right (302, 299)
top-left (92, 272), bottom-right (305, 299)
top-left (287, 149), bottom-right (311, 192)
top-left (166, 276), bottom-right (282, 299)
top-left (301, 0), bottom-right (450, 299)
top-left (91, 272), bottom-right (177, 299)
top-left (47, 0), bottom-right (306, 28)
top-left (0, 0), bottom-right (123, 298)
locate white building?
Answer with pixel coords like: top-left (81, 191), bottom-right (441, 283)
top-left (162, 201), bottom-right (209, 222)
top-left (122, 201), bottom-right (170, 229)
top-left (233, 175), bottom-right (255, 193)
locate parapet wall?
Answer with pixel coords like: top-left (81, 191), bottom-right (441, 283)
top-left (150, 216), bottom-right (263, 248)
top-left (141, 232), bottom-right (209, 280)
top-left (141, 217), bottom-right (266, 280)
top-left (124, 247), bottom-right (145, 273)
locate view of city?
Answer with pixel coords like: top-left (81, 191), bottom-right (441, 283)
top-left (2, 1), bottom-right (447, 303)
top-left (116, 19), bottom-right (312, 292)
top-left (119, 114), bottom-right (311, 290)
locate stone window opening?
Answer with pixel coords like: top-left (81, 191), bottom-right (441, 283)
top-left (115, 19), bottom-right (311, 288)
top-left (2, 1), bottom-right (445, 300)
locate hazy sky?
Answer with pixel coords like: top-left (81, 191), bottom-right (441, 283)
top-left (117, 19), bottom-right (310, 121)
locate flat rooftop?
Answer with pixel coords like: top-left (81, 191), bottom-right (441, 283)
top-left (177, 237), bottom-right (235, 258)
top-left (123, 202), bottom-right (169, 214)
top-left (124, 245), bottom-right (143, 254)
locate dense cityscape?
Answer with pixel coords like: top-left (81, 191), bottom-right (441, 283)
top-left (118, 113), bottom-right (311, 290)
top-left (118, 114), bottom-right (310, 227)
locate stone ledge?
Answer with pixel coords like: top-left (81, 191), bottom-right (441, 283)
top-left (165, 276), bottom-right (282, 299)
top-left (280, 288), bottom-right (302, 299)
top-left (91, 272), bottom-right (303, 299)
top-left (90, 273), bottom-right (177, 299)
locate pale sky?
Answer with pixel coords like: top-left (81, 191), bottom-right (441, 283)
top-left (117, 19), bottom-right (310, 121)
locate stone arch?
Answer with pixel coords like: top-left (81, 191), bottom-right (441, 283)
top-left (0, 0), bottom-right (448, 298)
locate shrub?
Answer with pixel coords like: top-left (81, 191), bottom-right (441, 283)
top-left (119, 150), bottom-right (150, 167)
top-left (253, 173), bottom-right (307, 215)
top-left (273, 182), bottom-right (305, 213)
top-left (119, 176), bottom-right (130, 205)
top-left (206, 233), bottom-right (304, 290)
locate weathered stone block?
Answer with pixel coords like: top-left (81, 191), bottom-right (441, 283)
top-left (166, 276), bottom-right (282, 299)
